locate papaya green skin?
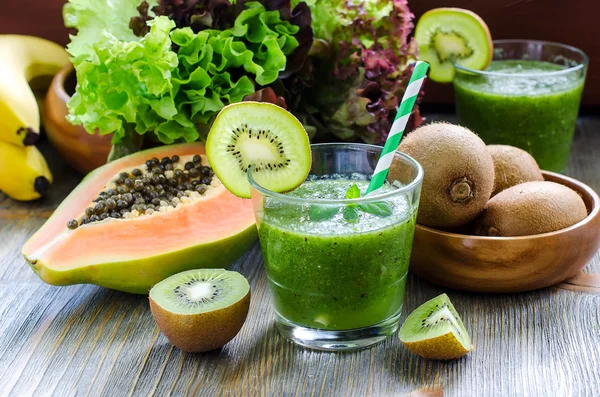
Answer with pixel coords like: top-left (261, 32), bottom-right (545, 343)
top-left (26, 225), bottom-right (257, 294)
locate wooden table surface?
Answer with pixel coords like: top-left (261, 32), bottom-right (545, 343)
top-left (1, 114), bottom-right (599, 397)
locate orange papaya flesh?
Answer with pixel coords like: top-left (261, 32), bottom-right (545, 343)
top-left (22, 142), bottom-right (257, 294)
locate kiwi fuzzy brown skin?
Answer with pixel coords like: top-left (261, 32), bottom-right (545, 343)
top-left (475, 181), bottom-right (588, 237)
top-left (488, 145), bottom-right (544, 196)
top-left (397, 122), bottom-right (495, 229)
top-left (149, 291), bottom-right (250, 353)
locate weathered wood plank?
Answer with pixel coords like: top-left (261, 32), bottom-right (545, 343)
top-left (1, 116), bottom-right (600, 396)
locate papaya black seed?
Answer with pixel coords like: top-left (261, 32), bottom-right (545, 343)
top-left (116, 186), bottom-right (127, 194)
top-left (157, 174), bottom-right (166, 183)
top-left (116, 200), bottom-right (127, 209)
top-left (138, 204), bottom-right (147, 212)
top-left (94, 203), bottom-right (105, 214)
top-left (99, 191), bottom-right (108, 198)
top-left (184, 182), bottom-right (193, 190)
top-left (151, 198), bottom-right (161, 206)
top-left (80, 218), bottom-right (89, 225)
top-left (168, 178), bottom-right (178, 187)
top-left (132, 168), bottom-right (142, 177)
top-left (151, 157), bottom-right (159, 166)
top-left (143, 186), bottom-right (153, 195)
top-left (149, 175), bottom-right (158, 184)
top-left (134, 180), bottom-right (144, 191)
top-left (171, 155), bottom-right (180, 163)
top-left (177, 191), bottom-right (186, 198)
top-left (146, 204), bottom-right (155, 210)
top-left (196, 185), bottom-right (207, 194)
top-left (100, 213), bottom-right (110, 220)
top-left (133, 192), bottom-right (142, 200)
top-left (161, 156), bottom-right (171, 164)
top-left (153, 167), bottom-right (163, 175)
top-left (120, 209), bottom-right (128, 215)
top-left (90, 215), bottom-right (100, 222)
top-left (67, 220), bottom-right (78, 229)
top-left (193, 155), bottom-right (201, 165)
top-left (106, 189), bottom-right (117, 196)
top-left (131, 204), bottom-right (138, 211)
top-left (111, 212), bottom-right (121, 219)
top-left (106, 199), bottom-right (117, 209)
top-left (201, 177), bottom-right (212, 185)
top-left (201, 166), bottom-right (211, 176)
top-left (189, 168), bottom-right (200, 178)
top-left (122, 193), bottom-right (133, 203)
top-left (85, 207), bottom-right (94, 216)
top-left (116, 177), bottom-right (125, 185)
top-left (148, 191), bottom-right (159, 199)
top-left (134, 198), bottom-right (145, 206)
top-left (124, 178), bottom-right (134, 187)
top-left (145, 160), bottom-right (153, 168)
top-left (184, 162), bottom-right (194, 171)
top-left (119, 172), bottom-right (130, 180)
top-left (209, 170), bottom-right (215, 177)
top-left (165, 163), bottom-right (173, 171)
top-left (192, 180), bottom-right (200, 186)
top-left (174, 169), bottom-right (183, 177)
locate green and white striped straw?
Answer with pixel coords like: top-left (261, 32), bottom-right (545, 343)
top-left (366, 61), bottom-right (429, 196)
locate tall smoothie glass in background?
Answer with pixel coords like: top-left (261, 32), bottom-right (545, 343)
top-left (249, 143), bottom-right (423, 351)
top-left (453, 40), bottom-right (588, 172)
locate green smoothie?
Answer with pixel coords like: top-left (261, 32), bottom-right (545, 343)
top-left (257, 177), bottom-right (417, 331)
top-left (454, 60), bottom-right (585, 172)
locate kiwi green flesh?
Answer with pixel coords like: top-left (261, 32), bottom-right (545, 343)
top-left (149, 269), bottom-right (249, 315)
top-left (399, 293), bottom-right (471, 351)
top-left (206, 102), bottom-right (311, 198)
top-left (415, 8), bottom-right (492, 83)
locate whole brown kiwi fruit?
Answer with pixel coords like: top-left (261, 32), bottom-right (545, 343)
top-left (397, 122), bottom-right (495, 229)
top-left (488, 145), bottom-right (543, 196)
top-left (475, 181), bottom-right (588, 236)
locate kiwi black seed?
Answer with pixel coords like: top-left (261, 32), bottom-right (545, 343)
top-left (67, 220), bottom-right (78, 229)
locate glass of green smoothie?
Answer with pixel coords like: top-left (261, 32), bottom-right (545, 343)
top-left (453, 40), bottom-right (588, 172)
top-left (249, 143), bottom-right (423, 351)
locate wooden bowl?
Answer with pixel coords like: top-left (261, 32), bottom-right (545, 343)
top-left (43, 64), bottom-right (112, 174)
top-left (410, 171), bottom-right (600, 293)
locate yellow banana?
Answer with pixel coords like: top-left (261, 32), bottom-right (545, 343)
top-left (0, 141), bottom-right (52, 201)
top-left (0, 35), bottom-right (70, 147)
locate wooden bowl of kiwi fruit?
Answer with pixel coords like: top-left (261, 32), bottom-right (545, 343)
top-left (44, 64), bottom-right (112, 174)
top-left (410, 172), bottom-right (600, 293)
top-left (398, 123), bottom-right (600, 293)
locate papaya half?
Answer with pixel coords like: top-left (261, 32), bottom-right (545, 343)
top-left (22, 142), bottom-right (257, 294)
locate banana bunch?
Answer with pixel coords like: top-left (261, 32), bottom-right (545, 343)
top-left (0, 35), bottom-right (70, 201)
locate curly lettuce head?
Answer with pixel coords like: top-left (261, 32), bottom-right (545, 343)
top-left (293, 0), bottom-right (420, 144)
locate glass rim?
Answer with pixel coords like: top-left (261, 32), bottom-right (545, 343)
top-left (247, 142), bottom-right (424, 205)
top-left (453, 39), bottom-right (589, 78)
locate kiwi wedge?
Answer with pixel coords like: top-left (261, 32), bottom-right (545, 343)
top-left (475, 181), bottom-right (588, 237)
top-left (399, 294), bottom-right (472, 360)
top-left (415, 8), bottom-right (493, 83)
top-left (149, 269), bottom-right (250, 353)
top-left (488, 145), bottom-right (544, 196)
top-left (206, 102), bottom-right (311, 198)
top-left (397, 122), bottom-right (495, 229)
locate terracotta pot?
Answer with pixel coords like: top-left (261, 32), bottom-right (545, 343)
top-left (410, 171), bottom-right (600, 293)
top-left (43, 64), bottom-right (112, 174)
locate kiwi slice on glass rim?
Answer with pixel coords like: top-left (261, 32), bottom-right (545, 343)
top-left (415, 8), bottom-right (493, 83)
top-left (206, 102), bottom-right (311, 198)
top-left (149, 269), bottom-right (250, 353)
top-left (399, 294), bottom-right (473, 360)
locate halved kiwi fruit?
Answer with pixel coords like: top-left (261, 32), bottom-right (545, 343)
top-left (399, 294), bottom-right (472, 360)
top-left (149, 269), bottom-right (250, 353)
top-left (415, 8), bottom-right (493, 83)
top-left (206, 102), bottom-right (311, 198)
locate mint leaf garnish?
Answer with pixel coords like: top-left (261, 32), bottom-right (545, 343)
top-left (309, 205), bottom-right (339, 221)
top-left (359, 201), bottom-right (393, 217)
top-left (343, 205), bottom-right (360, 222)
top-left (346, 184), bottom-right (361, 199)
